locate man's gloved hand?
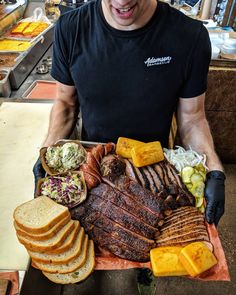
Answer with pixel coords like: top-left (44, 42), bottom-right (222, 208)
top-left (33, 157), bottom-right (45, 196)
top-left (136, 268), bottom-right (156, 295)
top-left (205, 170), bottom-right (226, 226)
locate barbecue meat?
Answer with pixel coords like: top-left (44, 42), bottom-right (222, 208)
top-left (100, 154), bottom-right (126, 180)
top-left (91, 183), bottom-right (162, 227)
top-left (72, 206), bottom-right (156, 252)
top-left (156, 206), bottom-right (210, 248)
top-left (89, 227), bottom-right (150, 261)
top-left (71, 178), bottom-right (172, 261)
top-left (123, 159), bottom-right (195, 208)
top-left (103, 175), bottom-right (172, 217)
top-left (75, 193), bottom-right (159, 239)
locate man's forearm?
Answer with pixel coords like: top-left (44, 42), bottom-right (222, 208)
top-left (179, 117), bottom-right (223, 172)
top-left (43, 99), bottom-right (78, 147)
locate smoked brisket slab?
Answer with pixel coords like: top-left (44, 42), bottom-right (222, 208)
top-left (76, 193), bottom-right (159, 239)
top-left (71, 177), bottom-right (173, 261)
top-left (73, 207), bottom-right (155, 252)
top-left (91, 183), bottom-right (162, 227)
top-left (103, 175), bottom-right (171, 217)
top-left (89, 227), bottom-right (150, 262)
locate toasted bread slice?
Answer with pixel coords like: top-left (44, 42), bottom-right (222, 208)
top-left (33, 235), bottom-right (89, 274)
top-left (28, 227), bottom-right (85, 264)
top-left (17, 220), bottom-right (75, 252)
top-left (14, 214), bottom-right (70, 241)
top-left (42, 240), bottom-right (95, 284)
top-left (13, 196), bottom-right (70, 234)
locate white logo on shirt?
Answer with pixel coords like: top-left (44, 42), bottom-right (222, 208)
top-left (144, 56), bottom-right (172, 67)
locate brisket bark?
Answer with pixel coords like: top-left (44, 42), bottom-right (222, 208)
top-left (73, 206), bottom-right (156, 252)
top-left (91, 183), bottom-right (162, 227)
top-left (103, 175), bottom-right (171, 217)
top-left (77, 193), bottom-right (159, 239)
top-left (89, 227), bottom-right (150, 261)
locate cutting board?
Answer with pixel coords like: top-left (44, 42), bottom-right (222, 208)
top-left (0, 102), bottom-right (52, 270)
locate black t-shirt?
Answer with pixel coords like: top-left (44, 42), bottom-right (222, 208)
top-left (51, 0), bottom-right (211, 146)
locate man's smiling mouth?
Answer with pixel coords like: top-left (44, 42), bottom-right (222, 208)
top-left (117, 7), bottom-right (132, 13)
top-left (114, 4), bottom-right (136, 17)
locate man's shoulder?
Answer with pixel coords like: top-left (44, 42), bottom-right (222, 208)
top-left (58, 0), bottom-right (97, 26)
top-left (160, 1), bottom-right (203, 34)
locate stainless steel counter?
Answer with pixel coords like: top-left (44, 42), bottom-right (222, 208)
top-left (10, 44), bottom-right (54, 98)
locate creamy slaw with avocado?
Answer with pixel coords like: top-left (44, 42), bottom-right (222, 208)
top-left (45, 142), bottom-right (86, 173)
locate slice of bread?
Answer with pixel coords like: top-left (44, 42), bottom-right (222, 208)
top-left (43, 240), bottom-right (95, 284)
top-left (46, 220), bottom-right (80, 254)
top-left (17, 220), bottom-right (75, 251)
top-left (33, 235), bottom-right (89, 274)
top-left (14, 214), bottom-right (71, 241)
top-left (14, 196), bottom-right (70, 234)
top-left (28, 227), bottom-right (85, 264)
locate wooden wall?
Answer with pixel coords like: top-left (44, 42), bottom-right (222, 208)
top-left (206, 67), bottom-right (236, 163)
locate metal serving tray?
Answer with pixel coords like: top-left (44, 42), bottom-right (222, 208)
top-left (0, 68), bottom-right (11, 97)
top-left (22, 80), bottom-right (57, 99)
top-left (9, 25), bottom-right (54, 89)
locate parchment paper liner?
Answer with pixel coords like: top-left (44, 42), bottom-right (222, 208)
top-left (94, 223), bottom-right (230, 281)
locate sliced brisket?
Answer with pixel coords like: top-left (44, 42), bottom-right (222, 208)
top-left (77, 207), bottom-right (156, 252)
top-left (89, 227), bottom-right (150, 262)
top-left (104, 175), bottom-right (171, 217)
top-left (91, 183), bottom-right (160, 227)
top-left (80, 193), bottom-right (159, 239)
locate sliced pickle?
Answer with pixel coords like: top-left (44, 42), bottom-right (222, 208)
top-left (198, 170), bottom-right (206, 182)
top-left (190, 173), bottom-right (204, 184)
top-left (198, 204), bottom-right (205, 213)
top-left (186, 183), bottom-right (193, 190)
top-left (181, 166), bottom-right (195, 183)
top-left (195, 196), bottom-right (204, 208)
top-left (195, 163), bottom-right (205, 173)
top-left (189, 181), bottom-right (205, 199)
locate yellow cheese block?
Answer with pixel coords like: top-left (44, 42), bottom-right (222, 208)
top-left (11, 22), bottom-right (30, 34)
top-left (22, 22), bottom-right (42, 35)
top-left (150, 246), bottom-right (188, 276)
top-left (31, 23), bottom-right (49, 37)
top-left (131, 141), bottom-right (164, 167)
top-left (0, 39), bottom-right (31, 52)
top-left (179, 242), bottom-right (217, 277)
top-left (115, 137), bottom-right (144, 158)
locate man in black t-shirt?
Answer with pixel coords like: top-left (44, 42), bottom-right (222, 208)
top-left (34, 0), bottom-right (225, 226)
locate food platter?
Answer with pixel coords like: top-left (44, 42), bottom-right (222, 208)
top-left (13, 139), bottom-right (230, 283)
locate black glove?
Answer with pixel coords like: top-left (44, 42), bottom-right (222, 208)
top-left (136, 268), bottom-right (156, 295)
top-left (33, 157), bottom-right (45, 196)
top-left (205, 170), bottom-right (225, 226)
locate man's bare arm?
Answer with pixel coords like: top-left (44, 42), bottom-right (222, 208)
top-left (43, 82), bottom-right (79, 147)
top-left (177, 93), bottom-right (223, 172)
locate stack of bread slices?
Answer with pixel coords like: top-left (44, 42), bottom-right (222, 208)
top-left (13, 196), bottom-right (95, 284)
